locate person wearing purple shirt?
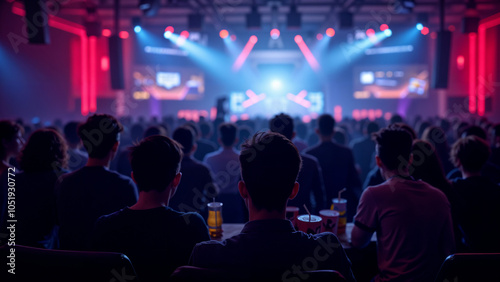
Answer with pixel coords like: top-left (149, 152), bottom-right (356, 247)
top-left (351, 128), bottom-right (454, 281)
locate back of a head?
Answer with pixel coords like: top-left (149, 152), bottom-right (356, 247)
top-left (143, 125), bottom-right (167, 139)
top-left (461, 125), bottom-right (487, 141)
top-left (130, 135), bottom-right (182, 192)
top-left (19, 129), bottom-right (68, 172)
top-left (422, 126), bottom-right (449, 150)
top-left (78, 114), bottom-right (123, 159)
top-left (451, 136), bottom-right (491, 173)
top-left (373, 128), bottom-right (413, 171)
top-left (63, 121), bottom-right (81, 145)
top-left (199, 121), bottom-right (213, 138)
top-left (366, 121), bottom-right (380, 136)
top-left (218, 123), bottom-right (237, 147)
top-left (317, 114), bottom-right (335, 136)
top-left (389, 114), bottom-right (404, 125)
top-left (410, 140), bottom-right (446, 186)
top-left (269, 113), bottom-right (294, 140)
top-left (184, 122), bottom-right (200, 139)
top-left (0, 120), bottom-right (23, 158)
top-left (172, 126), bottom-right (195, 155)
top-left (388, 122), bottom-right (417, 140)
top-left (239, 132), bottom-right (302, 212)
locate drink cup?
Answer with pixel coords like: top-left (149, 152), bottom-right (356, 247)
top-left (297, 214), bottom-right (322, 234)
top-left (319, 209), bottom-right (339, 234)
top-left (286, 206), bottom-right (299, 230)
top-left (207, 202), bottom-right (223, 238)
top-left (332, 198), bottom-right (347, 234)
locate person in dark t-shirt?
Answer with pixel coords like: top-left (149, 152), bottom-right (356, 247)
top-left (91, 135), bottom-right (210, 282)
top-left (56, 114), bottom-right (138, 250)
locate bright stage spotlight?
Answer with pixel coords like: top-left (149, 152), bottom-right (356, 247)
top-left (180, 30), bottom-right (189, 38)
top-left (366, 28), bottom-right (375, 37)
top-left (164, 31), bottom-right (172, 39)
top-left (165, 26), bottom-right (174, 33)
top-left (102, 29), bottom-right (111, 37)
top-left (384, 29), bottom-right (392, 37)
top-left (271, 79), bottom-right (282, 90)
top-left (270, 28), bottom-right (280, 39)
top-left (380, 24), bottom-right (389, 31)
top-left (416, 23), bottom-right (424, 30)
top-left (119, 31), bottom-right (129, 39)
top-left (132, 17), bottom-right (141, 33)
top-left (326, 28), bottom-right (335, 37)
top-left (294, 35), bottom-right (303, 43)
top-left (134, 26), bottom-right (142, 33)
top-left (219, 29), bottom-right (229, 39)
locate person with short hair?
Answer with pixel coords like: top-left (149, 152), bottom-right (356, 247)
top-left (351, 128), bottom-right (454, 281)
top-left (350, 121), bottom-right (380, 184)
top-left (56, 114), bottom-right (138, 250)
top-left (269, 113), bottom-right (326, 214)
top-left (304, 114), bottom-right (362, 220)
top-left (170, 126), bottom-right (217, 219)
top-left (449, 136), bottom-right (500, 252)
top-left (189, 132), bottom-right (355, 281)
top-left (91, 135), bottom-right (210, 281)
top-left (204, 123), bottom-right (245, 222)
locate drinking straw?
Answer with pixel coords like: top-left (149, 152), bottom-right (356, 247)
top-left (338, 188), bottom-right (346, 203)
top-left (303, 204), bottom-right (311, 222)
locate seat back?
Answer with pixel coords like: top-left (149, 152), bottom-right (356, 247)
top-left (170, 266), bottom-right (346, 282)
top-left (435, 253), bottom-right (500, 282)
top-left (0, 244), bottom-right (138, 282)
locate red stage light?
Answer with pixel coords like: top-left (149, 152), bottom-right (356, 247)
top-left (230, 34), bottom-right (237, 41)
top-left (380, 24), bottom-right (389, 31)
top-left (101, 56), bottom-right (109, 71)
top-left (326, 28), bottom-right (335, 37)
top-left (165, 26), bottom-right (174, 33)
top-left (180, 30), bottom-right (189, 38)
top-left (457, 55), bottom-right (465, 70)
top-left (448, 25), bottom-right (456, 32)
top-left (366, 28), bottom-right (375, 37)
top-left (421, 27), bottom-right (430, 35)
top-left (270, 28), bottom-right (280, 39)
top-left (316, 33), bottom-right (323, 40)
top-left (294, 35), bottom-right (303, 43)
top-left (119, 31), bottom-right (129, 39)
top-left (102, 29), bottom-right (111, 37)
top-left (219, 29), bottom-right (229, 39)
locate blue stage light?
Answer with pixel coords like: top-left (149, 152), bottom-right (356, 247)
top-left (416, 23), bottom-right (423, 30)
top-left (384, 29), bottom-right (392, 37)
top-left (134, 26), bottom-right (142, 33)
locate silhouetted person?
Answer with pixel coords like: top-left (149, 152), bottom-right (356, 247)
top-left (304, 114), bottom-right (361, 220)
top-left (11, 129), bottom-right (68, 248)
top-left (422, 126), bottom-right (454, 175)
top-left (171, 126), bottom-right (217, 219)
top-left (352, 128), bottom-right (454, 281)
top-left (350, 121), bottom-right (379, 184)
top-left (187, 122), bottom-right (217, 162)
top-left (63, 121), bottom-right (88, 171)
top-left (56, 114), bottom-right (138, 250)
top-left (449, 136), bottom-right (500, 252)
top-left (189, 132), bottom-right (355, 281)
top-left (91, 136), bottom-right (210, 281)
top-left (269, 113), bottom-right (326, 213)
top-left (204, 123), bottom-right (245, 223)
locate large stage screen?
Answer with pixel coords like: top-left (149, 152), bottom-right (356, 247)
top-left (353, 65), bottom-right (429, 99)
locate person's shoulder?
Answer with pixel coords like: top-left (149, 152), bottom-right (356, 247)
top-left (95, 208), bottom-right (129, 226)
top-left (418, 181), bottom-right (449, 199)
top-left (170, 209), bottom-right (207, 226)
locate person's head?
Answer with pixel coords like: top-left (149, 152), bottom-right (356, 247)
top-left (461, 125), bottom-right (487, 141)
top-left (317, 114), bottom-right (335, 137)
top-left (410, 140), bottom-right (446, 188)
top-left (389, 114), bottom-right (403, 125)
top-left (184, 122), bottom-right (200, 139)
top-left (373, 128), bottom-right (413, 174)
top-left (129, 135), bottom-right (182, 195)
top-left (130, 124), bottom-right (145, 143)
top-left (239, 132), bottom-right (301, 213)
top-left (78, 114), bottom-right (123, 159)
top-left (63, 121), bottom-right (82, 146)
top-left (199, 121), bottom-right (213, 139)
top-left (388, 122), bottom-right (417, 140)
top-left (269, 113), bottom-right (294, 140)
top-left (143, 125), bottom-right (167, 139)
top-left (450, 136), bottom-right (491, 174)
top-left (0, 120), bottom-right (24, 160)
top-left (172, 126), bottom-right (196, 155)
top-left (19, 129), bottom-right (68, 172)
top-left (365, 121), bottom-right (380, 136)
top-left (218, 123), bottom-right (237, 148)
top-left (333, 128), bottom-right (347, 145)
